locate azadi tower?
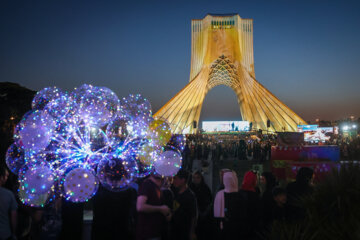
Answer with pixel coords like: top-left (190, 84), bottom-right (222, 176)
top-left (155, 13), bottom-right (306, 133)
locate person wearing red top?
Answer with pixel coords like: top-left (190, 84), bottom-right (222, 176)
top-left (136, 173), bottom-right (171, 240)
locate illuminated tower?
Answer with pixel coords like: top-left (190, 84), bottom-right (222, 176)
top-left (155, 13), bottom-right (306, 133)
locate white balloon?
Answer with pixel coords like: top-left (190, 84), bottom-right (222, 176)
top-left (154, 150), bottom-right (182, 176)
top-left (64, 167), bottom-right (98, 202)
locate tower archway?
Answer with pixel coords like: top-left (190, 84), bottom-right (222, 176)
top-left (155, 14), bottom-right (306, 133)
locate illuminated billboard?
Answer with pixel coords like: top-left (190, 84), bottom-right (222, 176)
top-left (202, 121), bottom-right (250, 132)
top-left (298, 125), bottom-right (335, 142)
top-left (297, 125), bottom-right (318, 132)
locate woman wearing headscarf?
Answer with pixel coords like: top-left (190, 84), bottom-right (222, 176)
top-left (240, 171), bottom-right (261, 240)
top-left (214, 171), bottom-right (247, 239)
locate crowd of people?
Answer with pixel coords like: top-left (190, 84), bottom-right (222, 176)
top-left (1, 133), bottom-right (358, 240)
top-left (181, 133), bottom-right (360, 168)
top-left (0, 161), bottom-right (315, 240)
top-left (181, 134), bottom-right (275, 171)
top-left (339, 137), bottom-right (360, 160)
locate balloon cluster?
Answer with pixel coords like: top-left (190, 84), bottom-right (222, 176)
top-left (6, 84), bottom-right (185, 207)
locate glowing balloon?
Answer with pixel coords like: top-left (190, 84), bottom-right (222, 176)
top-left (137, 143), bottom-right (160, 166)
top-left (18, 110), bottom-right (56, 152)
top-left (44, 93), bottom-right (72, 119)
top-left (18, 188), bottom-right (51, 207)
top-left (128, 115), bottom-right (153, 138)
top-left (167, 134), bottom-right (186, 152)
top-left (120, 94), bottom-right (152, 120)
top-left (13, 123), bottom-right (22, 143)
top-left (97, 157), bottom-right (131, 192)
top-left (88, 127), bottom-right (109, 153)
top-left (149, 119), bottom-right (172, 146)
top-left (18, 162), bottom-right (55, 195)
top-left (39, 141), bottom-right (70, 170)
top-left (63, 167), bottom-right (98, 202)
top-left (13, 110), bottom-right (33, 143)
top-left (154, 150), bottom-right (182, 176)
top-left (71, 85), bottom-right (120, 127)
top-left (65, 125), bottom-right (109, 159)
top-left (86, 154), bottom-right (103, 169)
top-left (125, 154), bottom-right (153, 179)
top-left (106, 116), bottom-right (131, 147)
top-left (6, 142), bottom-right (26, 175)
top-left (32, 87), bottom-right (63, 110)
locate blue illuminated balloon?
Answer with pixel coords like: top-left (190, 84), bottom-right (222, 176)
top-left (167, 134), bottom-right (186, 152)
top-left (120, 94), bottom-right (152, 120)
top-left (97, 156), bottom-right (132, 192)
top-left (13, 111), bottom-right (33, 143)
top-left (106, 116), bottom-right (131, 147)
top-left (71, 84), bottom-right (120, 127)
top-left (86, 154), bottom-right (103, 169)
top-left (18, 162), bottom-right (55, 195)
top-left (18, 110), bottom-right (56, 153)
top-left (44, 93), bottom-right (72, 119)
top-left (32, 87), bottom-right (63, 110)
top-left (5, 142), bottom-right (26, 175)
top-left (64, 125), bottom-right (109, 160)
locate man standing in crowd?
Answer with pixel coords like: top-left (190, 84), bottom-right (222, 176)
top-left (286, 167), bottom-right (314, 222)
top-left (171, 169), bottom-right (197, 240)
top-left (136, 173), bottom-right (171, 240)
top-left (0, 165), bottom-right (17, 240)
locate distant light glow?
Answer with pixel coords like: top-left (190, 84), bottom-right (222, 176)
top-left (202, 121), bottom-right (249, 132)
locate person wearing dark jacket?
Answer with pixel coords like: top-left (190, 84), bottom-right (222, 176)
top-left (189, 171), bottom-right (212, 240)
top-left (59, 199), bottom-right (84, 240)
top-left (238, 140), bottom-right (247, 161)
top-left (171, 169), bottom-right (197, 240)
top-left (92, 185), bottom-right (137, 240)
top-left (272, 187), bottom-right (289, 222)
top-left (161, 177), bottom-right (174, 240)
top-left (260, 172), bottom-right (277, 229)
top-left (286, 167), bottom-right (314, 222)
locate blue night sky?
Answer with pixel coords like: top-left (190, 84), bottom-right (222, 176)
top-left (1, 0), bottom-right (360, 122)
